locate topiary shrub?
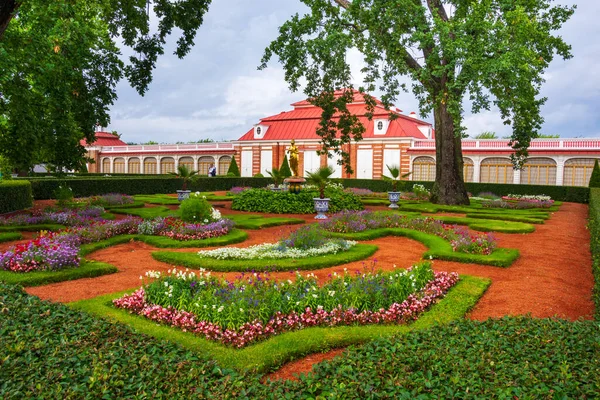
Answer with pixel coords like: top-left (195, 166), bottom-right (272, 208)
top-left (254, 173), bottom-right (264, 178)
top-left (179, 194), bottom-right (214, 223)
top-left (279, 155), bottom-right (292, 178)
top-left (227, 157), bottom-right (241, 177)
top-left (589, 160), bottom-right (600, 188)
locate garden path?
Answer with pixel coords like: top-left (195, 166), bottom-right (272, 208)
top-left (19, 201), bottom-right (594, 380)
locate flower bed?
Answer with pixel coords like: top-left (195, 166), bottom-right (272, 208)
top-left (78, 193), bottom-right (135, 207)
top-left (113, 262), bottom-right (459, 347)
top-left (482, 199), bottom-right (554, 209)
top-left (0, 207), bottom-right (105, 227)
top-left (197, 224), bottom-right (356, 260)
top-left (138, 217), bottom-right (234, 241)
top-left (0, 233), bottom-right (80, 272)
top-left (320, 210), bottom-right (496, 255)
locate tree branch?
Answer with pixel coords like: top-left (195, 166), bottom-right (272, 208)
top-left (0, 1), bottom-right (21, 40)
top-left (333, 0), bottom-right (350, 9)
top-left (426, 0), bottom-right (449, 22)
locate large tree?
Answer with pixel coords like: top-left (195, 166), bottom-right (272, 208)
top-left (0, 0), bottom-right (211, 172)
top-left (260, 0), bottom-right (574, 204)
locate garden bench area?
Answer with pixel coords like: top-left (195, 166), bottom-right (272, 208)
top-left (1, 178), bottom-right (598, 397)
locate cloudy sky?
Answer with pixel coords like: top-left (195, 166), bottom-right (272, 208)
top-left (107, 0), bottom-right (600, 144)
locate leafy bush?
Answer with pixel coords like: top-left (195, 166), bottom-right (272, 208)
top-left (231, 187), bottom-right (363, 214)
top-left (0, 180), bottom-right (32, 213)
top-left (179, 194), bottom-right (215, 223)
top-left (53, 184), bottom-right (74, 206)
top-left (588, 187), bottom-right (600, 319)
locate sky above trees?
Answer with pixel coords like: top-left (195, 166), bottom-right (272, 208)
top-left (107, 0), bottom-right (599, 144)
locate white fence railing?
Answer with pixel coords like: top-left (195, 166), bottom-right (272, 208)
top-left (410, 139), bottom-right (600, 150)
top-left (100, 143), bottom-right (235, 153)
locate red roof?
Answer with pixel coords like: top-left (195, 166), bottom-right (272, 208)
top-left (239, 91), bottom-right (431, 141)
top-left (81, 131), bottom-right (128, 147)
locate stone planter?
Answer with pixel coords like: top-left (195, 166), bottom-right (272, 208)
top-left (284, 177), bottom-right (306, 194)
top-left (388, 191), bottom-right (401, 209)
top-left (177, 190), bottom-right (191, 202)
top-left (313, 197), bottom-right (330, 219)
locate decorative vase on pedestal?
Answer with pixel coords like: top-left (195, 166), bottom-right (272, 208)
top-left (177, 190), bottom-right (191, 202)
top-left (313, 198), bottom-right (330, 219)
top-left (284, 177), bottom-right (306, 194)
top-left (388, 192), bottom-right (401, 209)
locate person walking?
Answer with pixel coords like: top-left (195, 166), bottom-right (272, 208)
top-left (208, 164), bottom-right (216, 177)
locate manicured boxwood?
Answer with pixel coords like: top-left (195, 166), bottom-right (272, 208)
top-left (25, 177), bottom-right (274, 199)
top-left (0, 260), bottom-right (117, 287)
top-left (0, 232), bottom-right (22, 243)
top-left (0, 180), bottom-right (33, 213)
top-left (335, 178), bottom-right (589, 203)
top-left (588, 187), bottom-right (600, 320)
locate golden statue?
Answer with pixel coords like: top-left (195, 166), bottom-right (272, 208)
top-left (287, 139), bottom-right (299, 177)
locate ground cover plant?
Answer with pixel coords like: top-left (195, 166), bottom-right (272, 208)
top-left (113, 262), bottom-right (459, 348)
top-left (0, 206), bottom-right (106, 227)
top-left (0, 232), bottom-right (21, 243)
top-left (109, 205), bottom-right (177, 219)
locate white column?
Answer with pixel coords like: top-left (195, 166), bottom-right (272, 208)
top-left (472, 156), bottom-right (481, 183)
top-left (109, 158), bottom-right (114, 174)
top-left (513, 169), bottom-right (521, 185)
top-left (157, 157), bottom-right (162, 174)
top-left (175, 157), bottom-right (180, 169)
top-left (194, 156), bottom-right (199, 171)
top-left (555, 156), bottom-right (564, 186)
top-left (125, 157), bottom-right (129, 173)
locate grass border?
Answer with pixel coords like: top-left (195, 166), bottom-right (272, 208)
top-left (68, 274), bottom-right (490, 373)
top-left (0, 223), bottom-right (65, 232)
top-left (0, 232), bottom-right (22, 243)
top-left (151, 243), bottom-right (379, 272)
top-left (330, 228), bottom-right (519, 267)
top-left (0, 260), bottom-right (117, 287)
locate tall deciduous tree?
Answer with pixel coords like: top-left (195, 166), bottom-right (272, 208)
top-left (0, 0), bottom-right (211, 172)
top-left (260, 0), bottom-right (574, 204)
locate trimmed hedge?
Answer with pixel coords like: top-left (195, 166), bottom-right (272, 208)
top-left (0, 180), bottom-right (33, 213)
top-left (588, 188), bottom-right (600, 320)
top-left (25, 177), bottom-right (274, 199)
top-left (22, 175), bottom-right (590, 203)
top-left (336, 179), bottom-right (589, 203)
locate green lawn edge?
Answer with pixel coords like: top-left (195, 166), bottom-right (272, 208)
top-left (431, 215), bottom-right (535, 233)
top-left (151, 243), bottom-right (379, 272)
top-left (103, 201), bottom-right (146, 209)
top-left (0, 232), bottom-right (22, 242)
top-left (227, 214), bottom-right (306, 229)
top-left (0, 223), bottom-right (66, 232)
top-left (79, 229), bottom-right (249, 255)
top-left (0, 260), bottom-right (117, 287)
top-left (330, 228), bottom-right (519, 267)
top-left (68, 274), bottom-right (490, 373)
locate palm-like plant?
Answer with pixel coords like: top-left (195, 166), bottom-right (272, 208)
top-left (383, 164), bottom-right (411, 192)
top-left (169, 164), bottom-right (198, 191)
top-left (305, 166), bottom-right (335, 199)
top-left (267, 167), bottom-right (285, 187)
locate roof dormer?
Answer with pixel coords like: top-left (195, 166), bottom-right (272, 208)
top-left (374, 119), bottom-right (390, 135)
top-left (254, 124), bottom-right (268, 139)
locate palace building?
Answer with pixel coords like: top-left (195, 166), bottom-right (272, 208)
top-left (87, 91), bottom-right (600, 187)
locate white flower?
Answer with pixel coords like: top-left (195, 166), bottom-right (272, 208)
top-left (217, 306), bottom-right (224, 313)
top-left (328, 290), bottom-right (335, 297)
top-left (312, 294), bottom-right (318, 298)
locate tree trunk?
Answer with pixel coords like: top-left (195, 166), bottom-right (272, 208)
top-left (0, 1), bottom-right (19, 40)
top-left (430, 102), bottom-right (470, 205)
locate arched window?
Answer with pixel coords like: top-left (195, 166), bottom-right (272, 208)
top-left (113, 158), bottom-right (125, 174)
top-left (412, 156), bottom-right (436, 181)
top-left (179, 157), bottom-right (194, 172)
top-left (198, 156), bottom-right (214, 176)
top-left (563, 158), bottom-right (598, 187)
top-left (128, 158), bottom-right (140, 174)
top-left (463, 158), bottom-right (474, 183)
top-left (160, 157), bottom-right (175, 174)
top-left (143, 157), bottom-right (157, 174)
top-left (520, 158), bottom-right (557, 185)
top-left (101, 158), bottom-right (110, 173)
top-left (219, 156), bottom-right (232, 175)
top-left (480, 158), bottom-right (514, 184)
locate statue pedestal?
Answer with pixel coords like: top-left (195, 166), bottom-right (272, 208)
top-left (284, 176), bottom-right (306, 194)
